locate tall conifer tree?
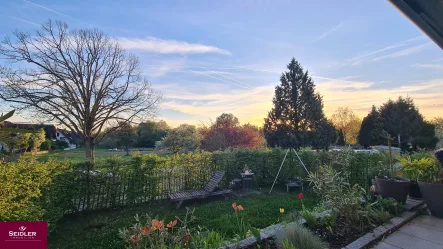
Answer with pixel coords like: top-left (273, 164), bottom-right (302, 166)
top-left (264, 58), bottom-right (328, 149)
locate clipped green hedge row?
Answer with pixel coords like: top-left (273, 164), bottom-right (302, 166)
top-left (0, 149), bottom-right (384, 231)
top-left (212, 148), bottom-right (384, 189)
top-left (0, 158), bottom-right (74, 232)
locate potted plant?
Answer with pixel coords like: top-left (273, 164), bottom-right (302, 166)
top-left (375, 132), bottom-right (410, 204)
top-left (398, 156), bottom-right (429, 199)
top-left (418, 149), bottom-right (443, 218)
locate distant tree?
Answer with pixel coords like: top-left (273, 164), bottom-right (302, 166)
top-left (263, 58), bottom-right (326, 149)
top-left (159, 124), bottom-right (199, 155)
top-left (236, 124), bottom-right (266, 149)
top-left (29, 129), bottom-right (46, 153)
top-left (337, 129), bottom-right (345, 146)
top-left (101, 123), bottom-right (137, 155)
top-left (412, 121), bottom-right (438, 150)
top-left (136, 121), bottom-right (169, 148)
top-left (311, 119), bottom-right (337, 151)
top-left (358, 106), bottom-right (384, 148)
top-left (432, 117), bottom-right (443, 148)
top-left (39, 139), bottom-right (52, 151)
top-left (115, 123), bottom-right (137, 155)
top-left (200, 113), bottom-right (264, 151)
top-left (330, 107), bottom-right (361, 145)
top-left (0, 20), bottom-right (160, 161)
top-left (379, 96), bottom-right (435, 151)
top-left (17, 133), bottom-right (31, 154)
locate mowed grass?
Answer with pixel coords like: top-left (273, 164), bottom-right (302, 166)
top-left (31, 147), bottom-right (170, 162)
top-left (49, 187), bottom-right (319, 249)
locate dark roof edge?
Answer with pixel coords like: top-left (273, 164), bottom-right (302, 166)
top-left (388, 0), bottom-right (443, 49)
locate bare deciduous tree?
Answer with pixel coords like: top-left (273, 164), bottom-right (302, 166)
top-left (331, 107), bottom-right (361, 145)
top-left (0, 20), bottom-right (161, 161)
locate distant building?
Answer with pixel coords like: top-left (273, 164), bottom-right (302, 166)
top-left (2, 121), bottom-right (79, 150)
top-left (373, 145), bottom-right (401, 154)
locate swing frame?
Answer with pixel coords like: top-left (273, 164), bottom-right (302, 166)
top-left (268, 148), bottom-right (310, 195)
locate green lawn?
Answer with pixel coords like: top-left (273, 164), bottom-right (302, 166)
top-left (31, 147), bottom-right (170, 162)
top-left (48, 187), bottom-right (319, 249)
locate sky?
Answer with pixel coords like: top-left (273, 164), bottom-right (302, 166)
top-left (1, 0), bottom-right (442, 127)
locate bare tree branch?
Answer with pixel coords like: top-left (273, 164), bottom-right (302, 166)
top-left (0, 20), bottom-right (161, 160)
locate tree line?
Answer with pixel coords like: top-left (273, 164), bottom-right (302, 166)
top-left (262, 58), bottom-right (440, 152)
top-left (100, 113), bottom-right (265, 155)
top-left (0, 20), bottom-right (441, 160)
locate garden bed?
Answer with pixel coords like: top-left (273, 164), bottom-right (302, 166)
top-left (48, 187), bottom-right (318, 249)
top-left (223, 199), bottom-right (425, 249)
top-left (310, 216), bottom-right (366, 249)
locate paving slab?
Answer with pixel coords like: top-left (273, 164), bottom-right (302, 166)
top-left (410, 215), bottom-right (443, 232)
top-left (374, 229), bottom-right (443, 249)
top-left (373, 242), bottom-right (401, 249)
top-left (399, 222), bottom-right (443, 245)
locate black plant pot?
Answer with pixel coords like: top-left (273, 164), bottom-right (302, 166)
top-left (408, 181), bottom-right (422, 199)
top-left (418, 181), bottom-right (443, 218)
top-left (375, 176), bottom-right (411, 204)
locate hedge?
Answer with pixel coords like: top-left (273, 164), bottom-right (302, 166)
top-left (0, 149), bottom-right (385, 230)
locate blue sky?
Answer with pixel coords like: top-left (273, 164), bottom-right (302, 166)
top-left (1, 0), bottom-right (442, 127)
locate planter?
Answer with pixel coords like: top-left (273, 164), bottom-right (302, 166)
top-left (418, 181), bottom-right (443, 218)
top-left (408, 181), bottom-right (422, 199)
top-left (375, 177), bottom-right (411, 204)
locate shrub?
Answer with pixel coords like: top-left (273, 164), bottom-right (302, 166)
top-left (0, 158), bottom-right (69, 223)
top-left (51, 140), bottom-right (69, 150)
top-left (40, 139), bottom-right (52, 151)
top-left (398, 156), bottom-right (438, 182)
top-left (308, 165), bottom-right (370, 233)
top-left (276, 222), bottom-right (328, 249)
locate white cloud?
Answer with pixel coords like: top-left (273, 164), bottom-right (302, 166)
top-left (143, 59), bottom-right (187, 77)
top-left (412, 64), bottom-right (443, 70)
top-left (0, 14), bottom-right (39, 26)
top-left (346, 36), bottom-right (426, 65)
top-left (371, 42), bottom-right (431, 62)
top-left (315, 21), bottom-right (345, 41)
top-left (313, 76), bottom-right (373, 90)
top-left (159, 77), bottom-right (443, 127)
top-left (118, 37), bottom-right (231, 55)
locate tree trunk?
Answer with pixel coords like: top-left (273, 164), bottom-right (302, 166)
top-left (84, 138), bottom-right (96, 162)
top-left (125, 147), bottom-right (129, 156)
top-left (388, 139), bottom-right (393, 177)
top-left (398, 133), bottom-right (401, 149)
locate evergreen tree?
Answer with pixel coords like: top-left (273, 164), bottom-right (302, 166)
top-left (264, 58), bottom-right (326, 149)
top-left (379, 97), bottom-right (425, 151)
top-left (358, 105), bottom-right (384, 148)
top-left (311, 119), bottom-right (337, 151)
top-left (412, 121), bottom-right (438, 150)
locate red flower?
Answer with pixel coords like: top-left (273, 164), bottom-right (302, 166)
top-left (167, 220), bottom-right (178, 228)
top-left (397, 171), bottom-right (403, 177)
top-left (141, 226), bottom-right (151, 236)
top-left (298, 193), bottom-right (304, 199)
